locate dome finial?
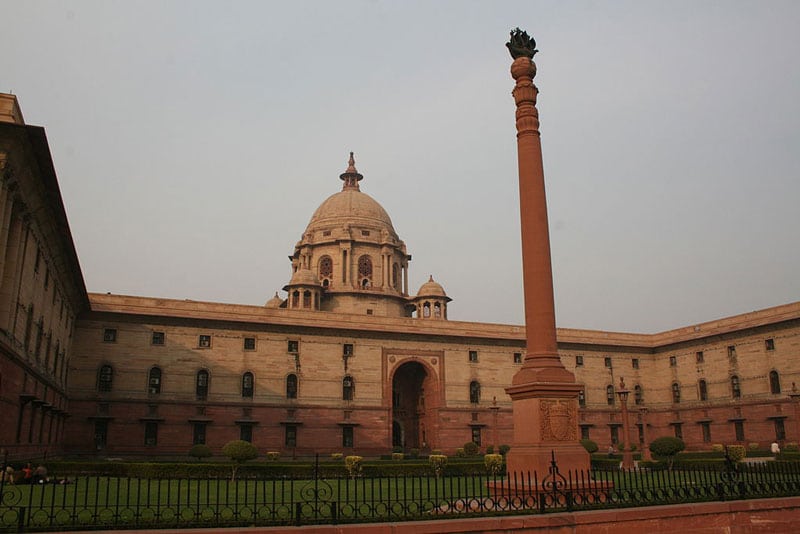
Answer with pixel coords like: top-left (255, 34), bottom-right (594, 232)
top-left (340, 151), bottom-right (364, 191)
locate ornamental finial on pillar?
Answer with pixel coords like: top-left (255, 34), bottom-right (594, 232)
top-left (506, 28), bottom-right (538, 59)
top-left (340, 151), bottom-right (363, 191)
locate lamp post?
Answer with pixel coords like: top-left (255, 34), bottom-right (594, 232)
top-left (490, 396), bottom-right (500, 451)
top-left (639, 407), bottom-right (651, 461)
top-left (789, 382), bottom-right (800, 444)
top-left (616, 377), bottom-right (634, 470)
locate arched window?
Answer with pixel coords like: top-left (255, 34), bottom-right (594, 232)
top-left (634, 384), bottom-right (643, 405)
top-left (606, 384), bottom-right (615, 405)
top-left (291, 290), bottom-right (300, 308)
top-left (286, 374), bottom-right (298, 399)
top-left (769, 370), bottom-right (781, 394)
top-left (422, 302), bottom-right (431, 318)
top-left (731, 375), bottom-right (741, 398)
top-left (343, 375), bottom-right (355, 401)
top-left (302, 290), bottom-right (311, 308)
top-left (671, 382), bottom-right (681, 403)
top-left (319, 256), bottom-right (333, 282)
top-left (242, 372), bottom-right (254, 398)
top-left (97, 365), bottom-right (113, 392)
top-left (148, 367), bottom-right (162, 395)
top-left (357, 255), bottom-right (372, 287)
top-left (698, 379), bottom-right (708, 401)
top-left (434, 302), bottom-right (442, 318)
top-left (578, 389), bottom-right (586, 407)
top-left (469, 381), bottom-right (481, 404)
top-left (196, 370), bottom-right (209, 399)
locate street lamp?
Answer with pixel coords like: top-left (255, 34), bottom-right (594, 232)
top-left (616, 377), bottom-right (634, 470)
top-left (639, 407), bottom-right (651, 461)
top-left (789, 382), bottom-right (800, 445)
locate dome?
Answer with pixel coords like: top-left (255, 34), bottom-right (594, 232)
top-left (416, 275), bottom-right (448, 298)
top-left (285, 268), bottom-right (321, 287)
top-left (264, 292), bottom-right (284, 308)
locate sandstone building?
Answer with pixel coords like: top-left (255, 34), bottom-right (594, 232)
top-left (2, 93), bottom-right (799, 460)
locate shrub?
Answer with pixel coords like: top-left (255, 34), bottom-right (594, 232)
top-left (392, 446), bottom-right (403, 453)
top-left (485, 445), bottom-right (494, 454)
top-left (330, 453), bottom-right (343, 460)
top-left (580, 439), bottom-right (598, 453)
top-left (455, 448), bottom-right (466, 458)
top-left (726, 445), bottom-right (746, 462)
top-left (463, 442), bottom-right (480, 456)
top-left (429, 455), bottom-right (448, 477)
top-left (431, 449), bottom-right (443, 456)
top-left (344, 456), bottom-right (363, 478)
top-left (408, 448), bottom-right (420, 459)
top-left (221, 440), bottom-right (258, 481)
top-left (649, 437), bottom-right (685, 469)
top-left (189, 444), bottom-right (212, 461)
top-left (711, 443), bottom-right (724, 453)
top-left (265, 451), bottom-right (280, 461)
top-left (499, 444), bottom-right (511, 456)
top-left (391, 453), bottom-right (404, 461)
top-left (748, 442), bottom-right (760, 451)
top-left (484, 454), bottom-right (504, 475)
top-left (785, 442), bottom-right (799, 452)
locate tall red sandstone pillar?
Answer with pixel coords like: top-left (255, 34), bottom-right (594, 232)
top-left (504, 29), bottom-right (589, 476)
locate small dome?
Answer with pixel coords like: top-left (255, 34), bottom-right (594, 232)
top-left (264, 292), bottom-right (284, 308)
top-left (286, 268), bottom-right (321, 287)
top-left (417, 275), bottom-right (448, 298)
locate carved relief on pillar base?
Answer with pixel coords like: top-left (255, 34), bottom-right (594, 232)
top-left (540, 399), bottom-right (578, 442)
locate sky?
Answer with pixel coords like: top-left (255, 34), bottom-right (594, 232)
top-left (2, 0), bottom-right (799, 333)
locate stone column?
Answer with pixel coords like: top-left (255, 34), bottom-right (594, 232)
top-left (503, 28), bottom-right (589, 476)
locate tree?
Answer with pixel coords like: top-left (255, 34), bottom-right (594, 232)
top-left (580, 439), bottom-right (599, 454)
top-left (189, 444), bottom-right (212, 461)
top-left (222, 440), bottom-right (258, 481)
top-left (649, 437), bottom-right (685, 469)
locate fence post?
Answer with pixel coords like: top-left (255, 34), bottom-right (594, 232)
top-left (295, 502), bottom-right (302, 526)
top-left (17, 506), bottom-right (26, 533)
top-left (331, 501), bottom-right (338, 524)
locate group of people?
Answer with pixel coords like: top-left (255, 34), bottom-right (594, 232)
top-left (2, 463), bottom-right (57, 485)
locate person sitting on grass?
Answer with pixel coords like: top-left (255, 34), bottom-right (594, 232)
top-left (21, 463), bottom-right (33, 484)
top-left (33, 464), bottom-right (48, 484)
top-left (2, 466), bottom-right (14, 485)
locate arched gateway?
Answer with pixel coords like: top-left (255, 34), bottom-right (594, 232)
top-left (391, 360), bottom-right (438, 450)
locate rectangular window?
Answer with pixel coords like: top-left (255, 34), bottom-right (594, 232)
top-left (513, 352), bottom-right (522, 364)
top-left (696, 351), bottom-right (704, 364)
top-left (103, 328), bottom-right (117, 343)
top-left (610, 426), bottom-right (619, 445)
top-left (604, 357), bottom-right (612, 368)
top-left (471, 427), bottom-right (481, 446)
top-left (673, 423), bottom-right (683, 440)
top-left (343, 343), bottom-right (354, 356)
top-left (322, 230), bottom-right (331, 237)
top-left (775, 419), bottom-right (786, 441)
top-left (285, 425), bottom-right (297, 447)
top-left (637, 423), bottom-right (644, 444)
top-left (632, 358), bottom-right (639, 370)
top-left (342, 426), bottom-right (354, 448)
top-left (468, 350), bottom-right (478, 363)
top-left (193, 423), bottom-right (207, 445)
top-left (734, 421), bottom-right (745, 442)
top-left (765, 338), bottom-right (775, 351)
top-left (243, 337), bottom-right (256, 351)
top-left (198, 335), bottom-right (212, 348)
top-left (151, 331), bottom-right (165, 345)
top-left (575, 355), bottom-right (584, 367)
top-left (94, 421), bottom-right (108, 450)
top-left (144, 422), bottom-right (158, 446)
top-left (288, 340), bottom-right (299, 353)
top-left (360, 230), bottom-right (370, 236)
top-left (580, 426), bottom-right (590, 440)
top-left (727, 345), bottom-right (736, 359)
top-left (701, 422), bottom-right (711, 443)
top-left (669, 356), bottom-right (677, 367)
top-left (240, 424), bottom-right (253, 443)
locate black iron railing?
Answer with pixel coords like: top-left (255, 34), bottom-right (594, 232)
top-left (2, 457), bottom-right (800, 532)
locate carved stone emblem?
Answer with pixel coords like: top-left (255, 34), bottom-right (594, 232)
top-left (540, 399), bottom-right (577, 441)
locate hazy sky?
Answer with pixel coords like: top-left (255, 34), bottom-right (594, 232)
top-left (3, 1), bottom-right (799, 333)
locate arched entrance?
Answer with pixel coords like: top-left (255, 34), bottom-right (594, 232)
top-left (391, 361), bottom-right (436, 450)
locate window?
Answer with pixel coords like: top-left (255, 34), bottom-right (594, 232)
top-left (632, 358), bottom-right (639, 370)
top-left (575, 355), bottom-right (584, 367)
top-left (734, 421), bottom-right (745, 442)
top-left (357, 255), bottom-right (373, 287)
top-left (765, 338), bottom-right (775, 351)
top-left (319, 256), bottom-right (333, 280)
top-left (634, 384), bottom-right (643, 405)
top-left (94, 421), bottom-right (108, 450)
top-left (322, 230), bottom-right (331, 237)
top-left (469, 381), bottom-right (481, 404)
top-left (343, 344), bottom-right (354, 357)
top-left (360, 230), bottom-right (370, 237)
top-left (604, 357), bottom-right (612, 368)
top-left (731, 375), bottom-right (741, 399)
top-left (343, 375), bottom-right (355, 401)
top-left (698, 379), bottom-right (708, 401)
top-left (606, 385), bottom-right (615, 405)
top-left (342, 426), bottom-right (354, 448)
top-left (285, 425), bottom-right (297, 447)
top-left (578, 390), bottom-right (586, 407)
top-left (196, 370), bottom-right (209, 399)
top-left (513, 353), bottom-right (522, 364)
top-left (701, 422), bottom-right (711, 443)
top-left (286, 374), bottom-right (298, 399)
top-left (774, 419), bottom-right (786, 441)
top-left (727, 345), bottom-right (736, 360)
top-left (669, 356), bottom-right (677, 367)
top-left (103, 328), bottom-right (117, 343)
top-left (148, 367), bottom-right (162, 395)
top-left (97, 365), bottom-right (113, 392)
top-left (193, 423), bottom-right (206, 445)
top-left (198, 335), bottom-right (211, 348)
top-left (151, 331), bottom-right (165, 345)
top-left (671, 382), bottom-right (681, 403)
top-left (468, 350), bottom-right (478, 363)
top-left (610, 426), bottom-right (619, 445)
top-left (580, 426), bottom-right (590, 440)
top-left (673, 423), bottom-right (683, 439)
top-left (769, 370), bottom-right (781, 394)
top-left (696, 351), bottom-right (704, 364)
top-left (392, 263), bottom-right (399, 289)
top-left (240, 424), bottom-right (253, 443)
top-left (144, 422), bottom-right (158, 446)
top-left (471, 427), bottom-right (481, 446)
top-left (242, 372), bottom-right (254, 398)
top-left (288, 340), bottom-right (299, 353)
top-left (243, 337), bottom-right (256, 351)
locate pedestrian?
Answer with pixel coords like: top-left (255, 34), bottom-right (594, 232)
top-left (771, 441), bottom-right (781, 455)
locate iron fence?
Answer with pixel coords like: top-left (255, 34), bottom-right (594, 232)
top-left (2, 455), bottom-right (800, 532)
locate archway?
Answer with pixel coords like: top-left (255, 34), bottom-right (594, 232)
top-left (391, 361), bottom-right (437, 450)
